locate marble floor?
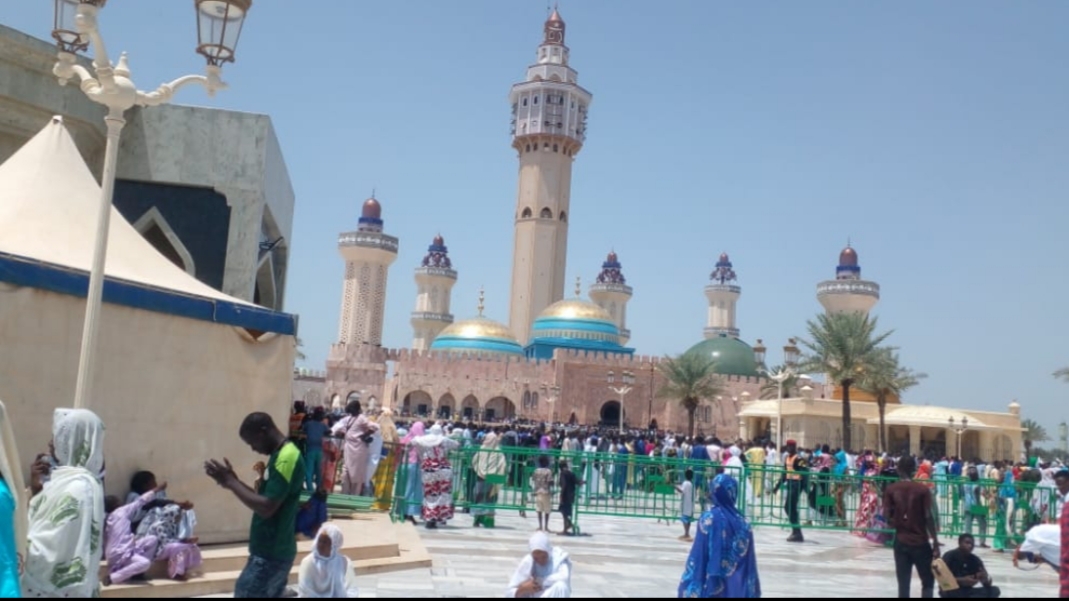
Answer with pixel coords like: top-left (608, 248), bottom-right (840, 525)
top-left (351, 513), bottom-right (1061, 598)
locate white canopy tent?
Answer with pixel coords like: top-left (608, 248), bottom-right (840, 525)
top-left (0, 117), bottom-right (297, 543)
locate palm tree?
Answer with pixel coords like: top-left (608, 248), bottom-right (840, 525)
top-left (1021, 418), bottom-right (1049, 458)
top-left (856, 349), bottom-right (926, 454)
top-left (798, 311), bottom-right (894, 452)
top-left (1054, 367), bottom-right (1069, 383)
top-left (759, 365), bottom-right (801, 400)
top-left (657, 352), bottom-right (726, 438)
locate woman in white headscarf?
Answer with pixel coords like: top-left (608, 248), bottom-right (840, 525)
top-left (23, 408), bottom-right (106, 598)
top-left (297, 524), bottom-right (359, 598)
top-left (0, 402), bottom-right (26, 597)
top-left (412, 423), bottom-right (461, 529)
top-left (506, 531), bottom-right (572, 598)
top-left (471, 431), bottom-right (508, 528)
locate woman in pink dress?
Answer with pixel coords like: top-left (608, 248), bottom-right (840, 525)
top-left (331, 401), bottom-right (380, 496)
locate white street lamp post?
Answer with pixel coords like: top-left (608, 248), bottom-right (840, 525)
top-left (52, 0), bottom-right (252, 409)
top-left (768, 367), bottom-right (793, 451)
top-left (949, 416), bottom-right (969, 459)
top-left (608, 370), bottom-right (635, 433)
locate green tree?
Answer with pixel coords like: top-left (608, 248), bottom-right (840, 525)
top-left (1021, 418), bottom-right (1049, 458)
top-left (798, 311), bottom-right (893, 452)
top-left (657, 352), bottom-right (726, 438)
top-left (855, 349), bottom-right (926, 454)
top-left (759, 366), bottom-right (801, 400)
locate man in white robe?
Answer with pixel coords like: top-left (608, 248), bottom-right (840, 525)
top-left (507, 532), bottom-right (572, 598)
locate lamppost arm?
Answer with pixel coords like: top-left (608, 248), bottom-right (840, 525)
top-left (138, 66), bottom-right (227, 106)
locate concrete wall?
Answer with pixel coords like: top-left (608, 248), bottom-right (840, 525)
top-left (0, 284), bottom-right (294, 544)
top-left (0, 24), bottom-right (105, 174)
top-left (116, 105), bottom-right (296, 310)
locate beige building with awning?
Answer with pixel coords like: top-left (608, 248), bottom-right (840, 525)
top-left (738, 395), bottom-right (1023, 461)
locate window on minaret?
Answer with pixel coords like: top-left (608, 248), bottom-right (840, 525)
top-left (523, 98), bottom-right (528, 107)
top-left (540, 207), bottom-right (552, 218)
top-left (533, 96), bottom-right (539, 104)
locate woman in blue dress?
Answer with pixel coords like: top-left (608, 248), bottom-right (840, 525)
top-left (678, 473), bottom-right (761, 598)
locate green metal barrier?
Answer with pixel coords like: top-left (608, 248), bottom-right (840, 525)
top-left (387, 444), bottom-right (1061, 544)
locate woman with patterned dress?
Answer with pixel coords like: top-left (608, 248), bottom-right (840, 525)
top-left (678, 473), bottom-right (761, 598)
top-left (24, 409), bottom-right (106, 598)
top-left (853, 459), bottom-right (887, 543)
top-left (413, 424), bottom-right (461, 529)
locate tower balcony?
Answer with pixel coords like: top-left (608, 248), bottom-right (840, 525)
top-left (410, 312), bottom-right (454, 325)
top-left (589, 282), bottom-right (633, 297)
top-left (704, 283), bottom-right (741, 297)
top-left (338, 231), bottom-right (399, 254)
top-left (816, 279), bottom-right (880, 300)
top-left (704, 326), bottom-right (741, 339)
top-left (414, 266), bottom-right (457, 280)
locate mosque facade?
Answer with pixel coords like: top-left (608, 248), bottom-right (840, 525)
top-left (318, 10), bottom-right (1023, 455)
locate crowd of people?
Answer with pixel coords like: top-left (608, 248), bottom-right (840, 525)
top-left (0, 397), bottom-right (1063, 598)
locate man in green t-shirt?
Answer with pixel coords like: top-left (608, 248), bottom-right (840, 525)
top-left (206, 412), bottom-right (306, 598)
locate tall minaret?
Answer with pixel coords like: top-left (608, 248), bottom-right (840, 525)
top-left (508, 7), bottom-right (593, 344)
top-left (589, 251), bottom-right (633, 345)
top-left (705, 253), bottom-right (741, 338)
top-left (816, 244), bottom-right (880, 315)
top-left (411, 234), bottom-right (457, 351)
top-left (336, 196), bottom-right (399, 346)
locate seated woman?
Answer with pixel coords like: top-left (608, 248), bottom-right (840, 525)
top-left (297, 524), bottom-right (360, 598)
top-left (506, 532), bottom-right (572, 598)
top-left (104, 481), bottom-right (169, 585)
top-left (127, 470), bottom-right (196, 538)
top-left (678, 473), bottom-right (761, 598)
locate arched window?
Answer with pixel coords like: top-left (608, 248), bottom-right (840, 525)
top-left (540, 207), bottom-right (553, 219)
top-left (521, 207), bottom-right (533, 219)
top-left (559, 211), bottom-right (567, 222)
top-left (552, 144), bottom-right (559, 153)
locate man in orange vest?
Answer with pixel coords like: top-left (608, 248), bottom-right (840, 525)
top-left (771, 439), bottom-right (808, 543)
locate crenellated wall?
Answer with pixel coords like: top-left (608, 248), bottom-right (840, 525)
top-left (376, 346), bottom-right (765, 437)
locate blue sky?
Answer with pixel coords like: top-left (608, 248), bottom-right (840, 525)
top-left (6, 2), bottom-right (1069, 429)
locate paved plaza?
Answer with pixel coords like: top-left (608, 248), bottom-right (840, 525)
top-left (350, 513), bottom-right (1061, 598)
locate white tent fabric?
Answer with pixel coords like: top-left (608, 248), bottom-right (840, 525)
top-left (0, 116), bottom-right (254, 306)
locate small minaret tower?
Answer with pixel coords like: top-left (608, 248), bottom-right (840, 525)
top-left (705, 253), bottom-right (741, 338)
top-left (411, 234), bottom-right (457, 351)
top-left (817, 244), bottom-right (880, 315)
top-left (508, 7), bottom-right (593, 344)
top-left (589, 251), bottom-right (633, 345)
top-left (336, 196), bottom-right (399, 346)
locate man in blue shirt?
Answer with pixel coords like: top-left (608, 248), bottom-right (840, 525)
top-left (301, 407), bottom-right (330, 492)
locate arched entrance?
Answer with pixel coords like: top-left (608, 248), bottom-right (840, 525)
top-left (485, 397), bottom-right (515, 422)
top-left (600, 401), bottom-right (624, 427)
top-left (461, 395), bottom-right (480, 421)
top-left (402, 390), bottom-right (432, 417)
top-left (437, 393), bottom-right (456, 419)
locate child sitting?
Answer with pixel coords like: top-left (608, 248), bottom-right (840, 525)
top-left (296, 524), bottom-right (360, 598)
top-left (104, 482), bottom-right (168, 585)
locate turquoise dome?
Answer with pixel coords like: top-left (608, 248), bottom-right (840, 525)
top-left (527, 298), bottom-right (632, 359)
top-left (685, 334), bottom-right (761, 377)
top-left (430, 316), bottom-right (524, 357)
top-left (530, 299), bottom-right (620, 345)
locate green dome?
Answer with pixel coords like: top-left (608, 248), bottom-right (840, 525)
top-left (685, 334), bottom-right (761, 377)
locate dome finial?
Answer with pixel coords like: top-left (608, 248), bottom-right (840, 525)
top-left (575, 275), bottom-right (582, 297)
top-left (477, 287), bottom-right (485, 316)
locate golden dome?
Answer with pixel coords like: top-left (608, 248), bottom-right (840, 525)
top-left (437, 316), bottom-right (517, 342)
top-left (538, 299), bottom-right (613, 322)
